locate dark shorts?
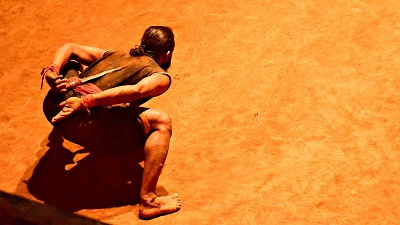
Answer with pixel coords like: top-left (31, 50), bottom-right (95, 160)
top-left (43, 90), bottom-right (146, 153)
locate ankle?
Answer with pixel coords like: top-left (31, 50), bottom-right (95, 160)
top-left (141, 192), bottom-right (158, 205)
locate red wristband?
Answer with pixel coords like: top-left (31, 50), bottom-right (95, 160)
top-left (41, 64), bottom-right (60, 76)
top-left (40, 64), bottom-right (60, 89)
top-left (81, 94), bottom-right (97, 113)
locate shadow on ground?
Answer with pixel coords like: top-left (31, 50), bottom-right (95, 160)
top-left (26, 129), bottom-right (145, 212)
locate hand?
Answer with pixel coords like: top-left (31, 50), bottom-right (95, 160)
top-left (51, 97), bottom-right (84, 123)
top-left (45, 71), bottom-right (67, 94)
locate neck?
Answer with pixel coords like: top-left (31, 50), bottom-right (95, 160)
top-left (145, 52), bottom-right (160, 65)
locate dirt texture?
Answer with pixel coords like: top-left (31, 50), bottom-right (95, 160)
top-left (1, 0), bottom-right (400, 224)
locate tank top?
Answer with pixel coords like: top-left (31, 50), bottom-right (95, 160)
top-left (64, 50), bottom-right (171, 105)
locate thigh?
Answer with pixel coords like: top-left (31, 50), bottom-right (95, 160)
top-left (57, 106), bottom-right (146, 153)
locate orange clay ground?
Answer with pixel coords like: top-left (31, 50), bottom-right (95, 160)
top-left (1, 1), bottom-right (400, 224)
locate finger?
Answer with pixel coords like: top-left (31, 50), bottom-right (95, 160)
top-left (51, 107), bottom-right (72, 122)
top-left (51, 106), bottom-right (77, 123)
top-left (54, 88), bottom-right (67, 94)
top-left (51, 113), bottom-right (66, 123)
top-left (65, 82), bottom-right (72, 89)
top-left (59, 109), bottom-right (73, 116)
top-left (58, 100), bottom-right (67, 108)
top-left (54, 89), bottom-right (66, 94)
top-left (54, 78), bottom-right (66, 85)
top-left (51, 111), bottom-right (67, 123)
top-left (55, 82), bottom-right (67, 90)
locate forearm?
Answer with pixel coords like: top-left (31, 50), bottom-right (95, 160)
top-left (50, 43), bottom-right (105, 72)
top-left (92, 85), bottom-right (145, 106)
top-left (82, 74), bottom-right (169, 109)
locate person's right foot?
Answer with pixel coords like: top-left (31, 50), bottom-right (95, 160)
top-left (139, 193), bottom-right (182, 219)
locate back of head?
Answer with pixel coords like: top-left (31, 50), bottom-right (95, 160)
top-left (141, 26), bottom-right (175, 57)
top-left (130, 26), bottom-right (175, 70)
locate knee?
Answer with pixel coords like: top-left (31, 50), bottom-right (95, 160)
top-left (148, 110), bottom-right (172, 134)
top-left (157, 112), bottom-right (172, 133)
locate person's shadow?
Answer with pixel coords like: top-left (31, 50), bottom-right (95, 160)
top-left (27, 128), bottom-right (146, 212)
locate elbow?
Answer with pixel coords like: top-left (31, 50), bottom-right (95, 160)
top-left (61, 43), bottom-right (82, 58)
top-left (60, 43), bottom-right (74, 52)
top-left (133, 85), bottom-right (148, 99)
top-left (56, 43), bottom-right (74, 59)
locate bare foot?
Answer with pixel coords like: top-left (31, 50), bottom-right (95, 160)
top-left (139, 193), bottom-right (182, 219)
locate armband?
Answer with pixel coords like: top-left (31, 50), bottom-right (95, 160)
top-left (81, 94), bottom-right (97, 114)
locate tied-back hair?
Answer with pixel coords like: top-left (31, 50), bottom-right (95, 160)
top-left (130, 26), bottom-right (175, 70)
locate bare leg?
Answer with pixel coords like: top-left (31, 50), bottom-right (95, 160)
top-left (139, 109), bottom-right (181, 219)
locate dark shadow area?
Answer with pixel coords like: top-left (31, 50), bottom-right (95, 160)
top-left (0, 190), bottom-right (108, 225)
top-left (27, 129), bottom-right (144, 212)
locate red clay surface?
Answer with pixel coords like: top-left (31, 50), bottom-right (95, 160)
top-left (1, 0), bottom-right (400, 224)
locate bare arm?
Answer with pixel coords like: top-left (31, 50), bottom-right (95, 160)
top-left (44, 43), bottom-right (106, 93)
top-left (51, 74), bottom-right (171, 123)
top-left (93, 74), bottom-right (171, 106)
top-left (51, 43), bottom-right (106, 70)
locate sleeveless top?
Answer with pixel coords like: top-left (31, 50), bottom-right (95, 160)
top-left (64, 50), bottom-right (171, 106)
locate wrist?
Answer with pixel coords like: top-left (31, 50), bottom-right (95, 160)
top-left (40, 64), bottom-right (60, 89)
top-left (41, 64), bottom-right (60, 76)
top-left (81, 94), bottom-right (97, 111)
